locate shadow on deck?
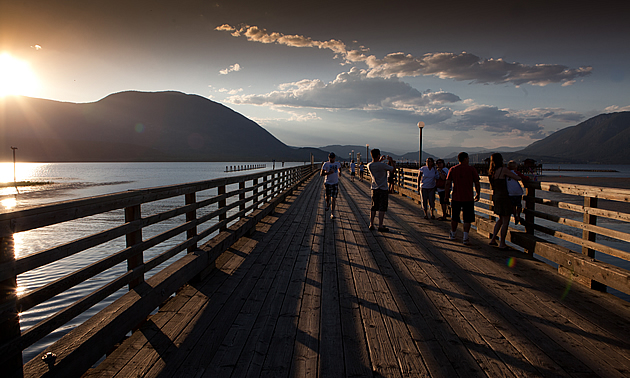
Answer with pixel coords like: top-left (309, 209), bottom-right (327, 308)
top-left (86, 174), bottom-right (630, 377)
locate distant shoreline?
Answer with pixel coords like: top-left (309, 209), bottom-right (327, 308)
top-left (543, 168), bottom-right (618, 172)
top-left (539, 175), bottom-right (630, 190)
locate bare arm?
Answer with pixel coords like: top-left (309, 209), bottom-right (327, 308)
top-left (474, 180), bottom-right (481, 202)
top-left (504, 169), bottom-right (521, 180)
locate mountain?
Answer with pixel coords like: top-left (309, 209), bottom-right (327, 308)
top-left (0, 91), bottom-right (329, 162)
top-left (425, 146), bottom-right (526, 160)
top-left (320, 145), bottom-right (436, 163)
top-left (515, 111), bottom-right (630, 164)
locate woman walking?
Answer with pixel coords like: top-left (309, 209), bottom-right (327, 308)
top-left (419, 157), bottom-right (438, 219)
top-left (488, 153), bottom-right (521, 249)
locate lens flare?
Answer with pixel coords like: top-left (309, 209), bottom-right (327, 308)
top-left (506, 257), bottom-right (516, 268)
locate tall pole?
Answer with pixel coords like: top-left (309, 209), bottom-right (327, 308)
top-left (417, 122), bottom-right (424, 168)
top-left (10, 146), bottom-right (18, 193)
top-left (366, 144), bottom-right (369, 162)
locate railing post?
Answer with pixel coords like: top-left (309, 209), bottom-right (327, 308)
top-left (524, 184), bottom-right (535, 235)
top-left (125, 205), bottom-right (144, 289)
top-left (0, 235), bottom-right (23, 377)
top-left (582, 196), bottom-right (606, 291)
top-left (185, 193), bottom-right (197, 252)
top-left (253, 177), bottom-right (259, 208)
top-left (239, 181), bottom-right (246, 216)
top-left (523, 183), bottom-right (536, 256)
top-left (218, 185), bottom-right (227, 231)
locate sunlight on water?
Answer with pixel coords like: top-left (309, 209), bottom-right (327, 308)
top-left (0, 162), bottom-right (49, 183)
top-left (1, 197), bottom-right (17, 209)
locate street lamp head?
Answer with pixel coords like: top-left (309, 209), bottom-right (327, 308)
top-left (417, 121), bottom-right (425, 129)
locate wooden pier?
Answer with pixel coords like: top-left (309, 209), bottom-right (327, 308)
top-left (88, 173), bottom-right (630, 377)
top-left (3, 165), bottom-right (630, 377)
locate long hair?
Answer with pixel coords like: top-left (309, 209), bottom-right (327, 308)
top-left (488, 153), bottom-right (504, 178)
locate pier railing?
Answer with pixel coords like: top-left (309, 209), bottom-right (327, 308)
top-left (392, 167), bottom-right (630, 296)
top-left (0, 164), bottom-right (317, 377)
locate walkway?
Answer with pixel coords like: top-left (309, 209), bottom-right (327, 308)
top-left (86, 173), bottom-right (630, 377)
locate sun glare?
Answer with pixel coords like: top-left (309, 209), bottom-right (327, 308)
top-left (0, 53), bottom-right (39, 97)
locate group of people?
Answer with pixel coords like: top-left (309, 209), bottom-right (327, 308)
top-left (320, 149), bottom-right (526, 249)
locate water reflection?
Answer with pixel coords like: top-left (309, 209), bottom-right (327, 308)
top-left (1, 196), bottom-right (17, 209)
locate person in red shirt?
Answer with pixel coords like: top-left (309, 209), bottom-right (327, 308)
top-left (445, 152), bottom-right (481, 245)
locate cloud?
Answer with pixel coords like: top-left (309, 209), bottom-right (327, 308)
top-left (604, 105), bottom-right (630, 112)
top-left (365, 52), bottom-right (593, 87)
top-left (454, 105), bottom-right (546, 137)
top-left (219, 63), bottom-right (241, 75)
top-left (509, 108), bottom-right (585, 123)
top-left (216, 87), bottom-right (243, 95)
top-left (216, 24), bottom-right (592, 87)
top-left (226, 67), bottom-right (461, 113)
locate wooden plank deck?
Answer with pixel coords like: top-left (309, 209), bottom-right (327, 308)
top-left (86, 173), bottom-right (630, 377)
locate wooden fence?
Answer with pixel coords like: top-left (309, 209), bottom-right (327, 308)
top-left (0, 164), bottom-right (317, 377)
top-left (393, 167), bottom-right (630, 295)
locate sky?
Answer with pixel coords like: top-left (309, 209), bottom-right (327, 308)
top-left (1, 0), bottom-right (629, 155)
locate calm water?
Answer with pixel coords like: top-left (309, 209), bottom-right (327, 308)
top-left (1, 162), bottom-right (629, 363)
top-left (0, 161), bottom-right (307, 363)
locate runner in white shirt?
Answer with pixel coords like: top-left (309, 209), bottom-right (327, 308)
top-left (321, 152), bottom-right (342, 220)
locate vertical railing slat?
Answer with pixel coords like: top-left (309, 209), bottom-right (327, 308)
top-left (125, 205), bottom-right (144, 289)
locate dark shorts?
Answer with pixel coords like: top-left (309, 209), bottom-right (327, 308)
top-left (351, 172), bottom-right (356, 176)
top-left (371, 189), bottom-right (389, 212)
top-left (325, 183), bottom-right (339, 198)
top-left (438, 190), bottom-right (450, 204)
top-left (451, 200), bottom-right (475, 224)
top-left (509, 195), bottom-right (522, 207)
top-left (388, 175), bottom-right (394, 184)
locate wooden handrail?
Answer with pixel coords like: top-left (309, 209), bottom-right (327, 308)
top-left (0, 164), bottom-right (318, 374)
top-left (389, 167), bottom-right (630, 296)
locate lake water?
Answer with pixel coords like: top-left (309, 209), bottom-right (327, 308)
top-left (1, 162), bottom-right (629, 363)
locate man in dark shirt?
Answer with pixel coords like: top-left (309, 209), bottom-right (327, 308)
top-left (445, 152), bottom-right (480, 245)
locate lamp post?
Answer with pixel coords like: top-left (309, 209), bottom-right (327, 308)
top-left (417, 122), bottom-right (425, 168)
top-left (366, 144), bottom-right (369, 162)
top-left (11, 146), bottom-right (18, 193)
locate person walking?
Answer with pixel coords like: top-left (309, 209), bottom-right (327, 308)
top-left (359, 162), bottom-right (365, 181)
top-left (506, 160), bottom-right (528, 225)
top-left (488, 153), bottom-right (521, 249)
top-left (418, 157), bottom-right (438, 219)
top-left (368, 149), bottom-right (394, 232)
top-left (445, 152), bottom-right (481, 245)
top-left (436, 159), bottom-right (450, 220)
top-left (350, 160), bottom-right (356, 182)
top-left (321, 152), bottom-right (342, 220)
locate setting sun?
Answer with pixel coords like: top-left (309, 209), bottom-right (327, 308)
top-left (0, 53), bottom-right (39, 97)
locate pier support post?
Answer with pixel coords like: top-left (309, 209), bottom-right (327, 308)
top-left (0, 235), bottom-right (23, 377)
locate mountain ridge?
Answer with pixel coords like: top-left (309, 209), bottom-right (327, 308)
top-left (0, 91), bottom-right (329, 162)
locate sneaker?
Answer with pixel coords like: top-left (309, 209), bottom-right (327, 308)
top-left (378, 226), bottom-right (389, 232)
top-left (463, 238), bottom-right (471, 246)
top-left (449, 231), bottom-right (456, 240)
